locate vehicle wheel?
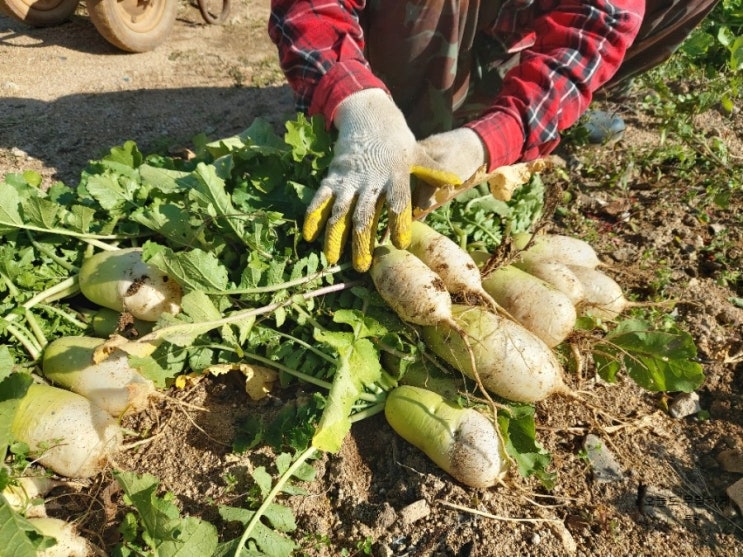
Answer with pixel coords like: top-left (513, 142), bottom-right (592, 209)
top-left (0, 0), bottom-right (79, 27)
top-left (197, 0), bottom-right (229, 24)
top-left (86, 0), bottom-right (176, 53)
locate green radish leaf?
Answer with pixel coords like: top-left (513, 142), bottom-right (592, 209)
top-left (311, 311), bottom-right (385, 453)
top-left (130, 203), bottom-right (197, 247)
top-left (0, 495), bottom-right (56, 557)
top-left (137, 164), bottom-right (189, 194)
top-left (593, 319), bottom-right (705, 392)
top-left (217, 507), bottom-right (297, 557)
top-left (106, 140), bottom-right (145, 169)
top-left (19, 197), bottom-right (60, 230)
top-left (0, 347), bottom-right (14, 382)
top-left (0, 373), bottom-right (32, 462)
top-left (497, 403), bottom-right (555, 488)
top-left (284, 113), bottom-right (333, 167)
top-left (144, 244), bottom-right (231, 293)
top-left (190, 162), bottom-right (252, 247)
top-left (251, 467), bottom-right (273, 500)
top-left (0, 181), bottom-right (24, 233)
top-left (113, 470), bottom-right (219, 557)
top-left (66, 204), bottom-right (97, 233)
top-left (83, 172), bottom-right (135, 211)
top-left (129, 344), bottom-right (188, 388)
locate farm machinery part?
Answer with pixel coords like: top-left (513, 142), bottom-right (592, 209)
top-left (0, 0), bottom-right (230, 52)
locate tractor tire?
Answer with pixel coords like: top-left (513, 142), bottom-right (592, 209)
top-left (0, 0), bottom-right (79, 27)
top-left (87, 0), bottom-right (176, 53)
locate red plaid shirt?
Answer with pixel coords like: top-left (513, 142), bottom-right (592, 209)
top-left (268, 1), bottom-right (644, 169)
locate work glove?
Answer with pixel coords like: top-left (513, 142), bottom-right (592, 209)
top-left (303, 88), bottom-right (457, 273)
top-left (413, 128), bottom-right (488, 212)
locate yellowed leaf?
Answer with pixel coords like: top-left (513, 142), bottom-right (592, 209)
top-left (205, 363), bottom-right (279, 400)
top-left (174, 373), bottom-right (203, 389)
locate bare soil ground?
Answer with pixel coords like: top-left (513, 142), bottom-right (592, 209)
top-left (2, 2), bottom-right (742, 556)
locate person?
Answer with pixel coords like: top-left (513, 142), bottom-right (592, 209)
top-left (268, 1), bottom-right (720, 272)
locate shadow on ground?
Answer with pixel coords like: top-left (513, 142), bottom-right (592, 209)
top-left (0, 84), bottom-right (295, 184)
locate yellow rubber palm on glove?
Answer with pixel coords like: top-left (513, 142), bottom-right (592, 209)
top-left (412, 127), bottom-right (489, 213)
top-left (303, 88), bottom-right (463, 272)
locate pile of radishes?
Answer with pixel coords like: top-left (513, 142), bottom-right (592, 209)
top-left (11, 248), bottom-right (182, 481)
top-left (5, 247), bottom-right (185, 555)
top-left (372, 222), bottom-right (630, 488)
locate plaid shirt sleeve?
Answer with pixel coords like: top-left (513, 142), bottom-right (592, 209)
top-left (269, 0), bottom-right (644, 168)
top-left (268, 0), bottom-right (389, 123)
top-left (467, 0), bottom-right (645, 169)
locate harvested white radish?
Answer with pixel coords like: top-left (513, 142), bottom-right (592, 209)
top-left (513, 232), bottom-right (603, 269)
top-left (79, 247), bottom-right (182, 321)
top-left (371, 244), bottom-right (497, 406)
top-left (513, 259), bottom-right (586, 305)
top-left (2, 475), bottom-right (59, 518)
top-left (28, 517), bottom-right (92, 557)
top-left (422, 304), bottom-right (567, 403)
top-left (407, 221), bottom-right (501, 311)
top-left (385, 385), bottom-right (508, 488)
top-left (42, 336), bottom-right (156, 417)
top-left (568, 266), bottom-right (628, 321)
top-left (370, 244), bottom-right (454, 327)
top-left (11, 384), bottom-right (122, 478)
top-left (480, 265), bottom-right (577, 347)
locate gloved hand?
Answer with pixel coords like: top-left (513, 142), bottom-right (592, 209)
top-left (417, 127), bottom-right (487, 180)
top-left (303, 88), bottom-right (453, 273)
top-left (413, 127), bottom-right (488, 212)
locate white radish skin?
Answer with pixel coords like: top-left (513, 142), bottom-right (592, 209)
top-left (29, 517), bottom-right (92, 557)
top-left (370, 244), bottom-right (454, 326)
top-left (371, 245), bottom-right (499, 413)
top-left (480, 265), bottom-right (577, 347)
top-left (513, 259), bottom-right (586, 305)
top-left (422, 305), bottom-right (567, 403)
top-left (568, 266), bottom-right (628, 321)
top-left (513, 232), bottom-right (602, 269)
top-left (11, 384), bottom-right (122, 478)
top-left (385, 386), bottom-right (508, 488)
top-left (42, 336), bottom-right (156, 417)
top-left (407, 221), bottom-right (501, 311)
top-left (2, 476), bottom-right (59, 518)
top-left (79, 247), bottom-right (182, 322)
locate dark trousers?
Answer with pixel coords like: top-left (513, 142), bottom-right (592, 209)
top-left (362, 0), bottom-right (721, 137)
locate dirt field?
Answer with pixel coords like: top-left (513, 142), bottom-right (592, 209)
top-left (1, 2), bottom-right (742, 556)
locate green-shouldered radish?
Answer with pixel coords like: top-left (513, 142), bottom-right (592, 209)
top-left (28, 517), bottom-right (92, 557)
top-left (567, 265), bottom-right (630, 321)
top-left (91, 307), bottom-right (154, 339)
top-left (512, 259), bottom-right (586, 305)
top-left (421, 304), bottom-right (568, 403)
top-left (385, 385), bottom-right (508, 488)
top-left (406, 221), bottom-right (502, 313)
top-left (11, 384), bottom-right (123, 478)
top-left (42, 336), bottom-right (156, 417)
top-left (78, 247), bottom-right (182, 322)
top-left (513, 232), bottom-right (603, 269)
top-left (381, 351), bottom-right (465, 403)
top-left (479, 264), bottom-right (577, 347)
